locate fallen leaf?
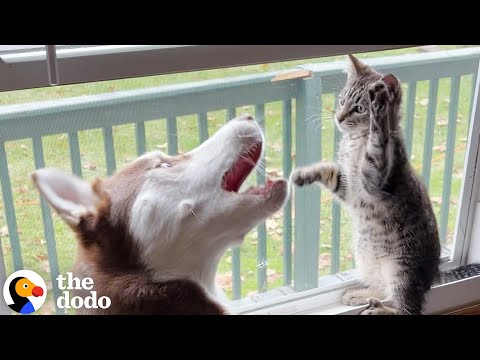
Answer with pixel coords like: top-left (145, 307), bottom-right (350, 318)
top-left (436, 118), bottom-right (448, 126)
top-left (0, 226), bottom-right (8, 237)
top-left (216, 273), bottom-right (232, 291)
top-left (20, 144), bottom-right (28, 151)
top-left (82, 161), bottom-right (97, 170)
top-left (318, 253), bottom-right (331, 270)
top-left (433, 144), bottom-right (447, 153)
top-left (450, 197), bottom-right (458, 205)
top-left (419, 98), bottom-right (429, 106)
top-left (431, 196), bottom-right (442, 205)
top-left (267, 110), bottom-right (275, 116)
top-left (266, 218), bottom-right (279, 231)
top-left (267, 269), bottom-right (276, 276)
top-left (267, 170), bottom-right (283, 177)
top-left (460, 138), bottom-right (468, 142)
top-left (16, 185), bottom-right (29, 194)
top-left (35, 254), bottom-right (48, 261)
top-left (155, 142), bottom-right (168, 149)
top-left (32, 238), bottom-right (45, 245)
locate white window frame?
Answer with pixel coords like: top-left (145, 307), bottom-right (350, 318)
top-left (1, 44), bottom-right (479, 315)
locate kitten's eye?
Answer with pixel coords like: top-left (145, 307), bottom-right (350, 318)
top-left (339, 98), bottom-right (345, 106)
top-left (355, 105), bottom-right (366, 114)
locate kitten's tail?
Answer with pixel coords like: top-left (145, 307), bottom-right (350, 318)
top-left (435, 263), bottom-right (480, 285)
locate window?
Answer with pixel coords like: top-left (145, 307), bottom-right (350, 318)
top-left (1, 45), bottom-right (479, 315)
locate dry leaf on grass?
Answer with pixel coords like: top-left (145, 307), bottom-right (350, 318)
top-left (318, 253), bottom-right (331, 270)
top-left (433, 144), bottom-right (447, 153)
top-left (216, 273), bottom-right (232, 291)
top-left (436, 118), bottom-right (448, 126)
top-left (82, 161), bottom-right (97, 170)
top-left (0, 226), bottom-right (8, 237)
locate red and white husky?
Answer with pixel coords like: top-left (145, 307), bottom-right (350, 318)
top-left (32, 114), bottom-right (288, 314)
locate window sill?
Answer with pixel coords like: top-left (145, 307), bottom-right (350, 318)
top-left (230, 273), bottom-right (480, 315)
top-left (227, 246), bottom-right (480, 315)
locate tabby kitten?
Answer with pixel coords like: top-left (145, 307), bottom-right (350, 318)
top-left (291, 55), bottom-right (441, 315)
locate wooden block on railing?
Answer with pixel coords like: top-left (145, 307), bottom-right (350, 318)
top-left (271, 70), bottom-right (312, 82)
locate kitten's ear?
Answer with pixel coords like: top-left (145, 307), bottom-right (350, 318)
top-left (346, 54), bottom-right (369, 77)
top-left (31, 168), bottom-right (101, 226)
top-left (382, 74), bottom-right (400, 90)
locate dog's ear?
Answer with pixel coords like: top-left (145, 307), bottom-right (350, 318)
top-left (31, 168), bottom-right (101, 226)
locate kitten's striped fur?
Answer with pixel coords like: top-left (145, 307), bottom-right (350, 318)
top-left (292, 55), bottom-right (479, 315)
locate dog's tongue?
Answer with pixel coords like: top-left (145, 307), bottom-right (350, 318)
top-left (223, 143), bottom-right (262, 192)
top-left (224, 157), bottom-right (256, 192)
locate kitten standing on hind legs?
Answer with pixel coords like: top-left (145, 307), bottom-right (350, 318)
top-left (291, 55), bottom-right (441, 315)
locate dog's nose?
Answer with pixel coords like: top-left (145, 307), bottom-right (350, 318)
top-left (239, 114), bottom-right (254, 121)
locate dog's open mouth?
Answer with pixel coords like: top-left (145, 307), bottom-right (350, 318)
top-left (222, 142), bottom-right (262, 193)
top-left (222, 140), bottom-right (284, 196)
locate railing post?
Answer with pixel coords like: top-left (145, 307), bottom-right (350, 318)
top-left (0, 238), bottom-right (10, 314)
top-left (294, 69), bottom-right (322, 292)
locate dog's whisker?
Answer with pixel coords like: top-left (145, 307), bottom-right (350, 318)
top-left (187, 206), bottom-right (204, 224)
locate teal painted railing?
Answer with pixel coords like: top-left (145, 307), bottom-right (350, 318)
top-left (1, 48), bottom-right (479, 312)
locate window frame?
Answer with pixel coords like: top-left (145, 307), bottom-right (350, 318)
top-left (0, 45), bottom-right (418, 92)
top-left (1, 44), bottom-right (479, 315)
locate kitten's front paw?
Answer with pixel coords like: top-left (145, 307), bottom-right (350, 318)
top-left (341, 288), bottom-right (372, 306)
top-left (368, 81), bottom-right (389, 118)
top-left (290, 168), bottom-right (315, 187)
top-left (359, 298), bottom-right (397, 315)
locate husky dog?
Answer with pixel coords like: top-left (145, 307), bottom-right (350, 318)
top-left (33, 114), bottom-right (288, 314)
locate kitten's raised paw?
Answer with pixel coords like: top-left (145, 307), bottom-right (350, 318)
top-left (290, 168), bottom-right (315, 187)
top-left (368, 81), bottom-right (389, 116)
top-left (359, 298), bottom-right (398, 315)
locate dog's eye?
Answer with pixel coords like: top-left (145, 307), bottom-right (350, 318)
top-left (155, 161), bottom-right (172, 169)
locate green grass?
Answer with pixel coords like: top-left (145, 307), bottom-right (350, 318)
top-left (0, 45), bottom-right (476, 314)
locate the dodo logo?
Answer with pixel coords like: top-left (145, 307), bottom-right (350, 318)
top-left (3, 270), bottom-right (47, 314)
